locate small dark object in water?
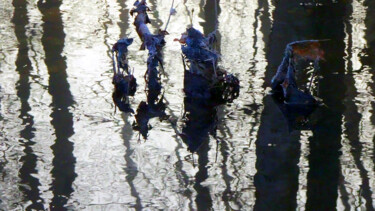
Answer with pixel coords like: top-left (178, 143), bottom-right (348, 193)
top-left (271, 40), bottom-right (324, 105)
top-left (112, 74), bottom-right (137, 113)
top-left (178, 27), bottom-right (240, 105)
top-left (112, 38), bottom-right (133, 72)
top-left (111, 38), bottom-right (137, 113)
top-left (180, 96), bottom-right (217, 152)
top-left (132, 90), bottom-right (168, 140)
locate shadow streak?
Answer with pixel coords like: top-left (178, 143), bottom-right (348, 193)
top-left (37, 0), bottom-right (76, 209)
top-left (305, 2), bottom-right (347, 210)
top-left (12, 0), bottom-right (44, 209)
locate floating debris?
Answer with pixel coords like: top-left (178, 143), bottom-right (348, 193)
top-left (177, 1), bottom-right (239, 151)
top-left (111, 38), bottom-right (137, 113)
top-left (178, 27), bottom-right (240, 106)
top-left (271, 40), bottom-right (324, 106)
top-left (270, 40), bottom-right (327, 131)
top-left (130, 0), bottom-right (174, 139)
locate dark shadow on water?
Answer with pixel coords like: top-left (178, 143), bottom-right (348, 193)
top-left (122, 114), bottom-right (143, 210)
top-left (304, 3), bottom-right (347, 210)
top-left (132, 81), bottom-right (167, 140)
top-left (180, 71), bottom-right (219, 210)
top-left (12, 0), bottom-right (44, 210)
top-left (38, 0), bottom-right (76, 209)
top-left (254, 1), bottom-right (306, 210)
top-left (271, 94), bottom-right (317, 132)
top-left (254, 95), bottom-right (301, 211)
top-left (179, 94), bottom-right (216, 211)
top-left (117, 2), bottom-right (143, 210)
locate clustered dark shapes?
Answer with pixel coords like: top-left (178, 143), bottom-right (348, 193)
top-left (130, 0), bottom-right (169, 140)
top-left (178, 27), bottom-right (240, 106)
top-left (271, 40), bottom-right (324, 105)
top-left (109, 1), bottom-right (327, 147)
top-left (111, 0), bottom-right (241, 147)
top-left (176, 27), bottom-right (240, 152)
top-left (112, 38), bottom-right (137, 113)
top-left (271, 40), bottom-right (325, 131)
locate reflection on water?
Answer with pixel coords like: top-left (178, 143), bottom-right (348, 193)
top-left (1, 0), bottom-right (375, 210)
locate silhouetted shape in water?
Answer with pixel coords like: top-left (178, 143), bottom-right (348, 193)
top-left (176, 25), bottom-right (238, 151)
top-left (178, 27), bottom-right (240, 105)
top-left (270, 41), bottom-right (325, 131)
top-left (180, 96), bottom-right (217, 153)
top-left (12, 0), bottom-right (44, 209)
top-left (130, 0), bottom-right (167, 84)
top-left (272, 94), bottom-right (316, 132)
top-left (112, 38), bottom-right (137, 113)
top-left (130, 0), bottom-right (170, 139)
top-left (132, 82), bottom-right (167, 140)
top-left (37, 0), bottom-right (76, 209)
top-left (271, 40), bottom-right (324, 106)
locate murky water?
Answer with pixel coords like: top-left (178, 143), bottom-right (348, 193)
top-left (1, 0), bottom-right (375, 210)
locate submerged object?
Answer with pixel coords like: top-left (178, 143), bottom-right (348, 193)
top-left (132, 89), bottom-right (168, 140)
top-left (270, 40), bottom-right (326, 131)
top-left (178, 26), bottom-right (239, 151)
top-left (111, 38), bottom-right (138, 113)
top-left (180, 96), bottom-right (217, 152)
top-left (178, 27), bottom-right (240, 105)
top-left (271, 40), bottom-right (324, 105)
top-left (130, 0), bottom-right (170, 139)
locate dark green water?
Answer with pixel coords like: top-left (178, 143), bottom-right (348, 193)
top-left (0, 0), bottom-right (375, 210)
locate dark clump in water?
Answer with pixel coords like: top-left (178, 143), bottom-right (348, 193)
top-left (180, 96), bottom-right (217, 153)
top-left (271, 40), bottom-right (324, 106)
top-left (112, 38), bottom-right (137, 113)
top-left (270, 40), bottom-right (328, 131)
top-left (178, 26), bottom-right (240, 151)
top-left (132, 88), bottom-right (168, 140)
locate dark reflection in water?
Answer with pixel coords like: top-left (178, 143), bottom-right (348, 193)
top-left (3, 0), bottom-right (375, 209)
top-left (254, 93), bottom-right (301, 211)
top-left (149, 0), bottom-right (163, 30)
top-left (133, 89), bottom-right (167, 140)
top-left (304, 3), bottom-right (346, 210)
top-left (122, 115), bottom-right (143, 210)
top-left (12, 0), bottom-right (44, 210)
top-left (117, 1), bottom-right (143, 210)
top-left (37, 0), bottom-right (76, 209)
top-left (180, 95), bottom-right (217, 210)
top-left (187, 1), bottom-right (222, 210)
top-left (254, 0), bottom-right (305, 209)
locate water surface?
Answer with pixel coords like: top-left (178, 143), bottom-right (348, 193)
top-left (1, 0), bottom-right (375, 210)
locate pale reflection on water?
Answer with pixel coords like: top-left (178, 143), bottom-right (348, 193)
top-left (1, 0), bottom-right (375, 210)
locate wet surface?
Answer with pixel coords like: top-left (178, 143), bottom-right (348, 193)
top-left (1, 0), bottom-right (375, 210)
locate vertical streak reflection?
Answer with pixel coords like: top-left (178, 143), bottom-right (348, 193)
top-left (12, 0), bottom-right (44, 209)
top-left (305, 3), bottom-right (347, 210)
top-left (254, 1), bottom-right (303, 210)
top-left (216, 0), bottom-right (273, 209)
top-left (37, 0), bottom-right (76, 209)
top-left (118, 1), bottom-right (142, 209)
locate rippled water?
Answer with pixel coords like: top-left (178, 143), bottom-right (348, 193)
top-left (1, 0), bottom-right (375, 210)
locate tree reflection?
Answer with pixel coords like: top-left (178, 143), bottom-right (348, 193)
top-left (38, 0), bottom-right (76, 209)
top-left (12, 0), bottom-right (44, 209)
